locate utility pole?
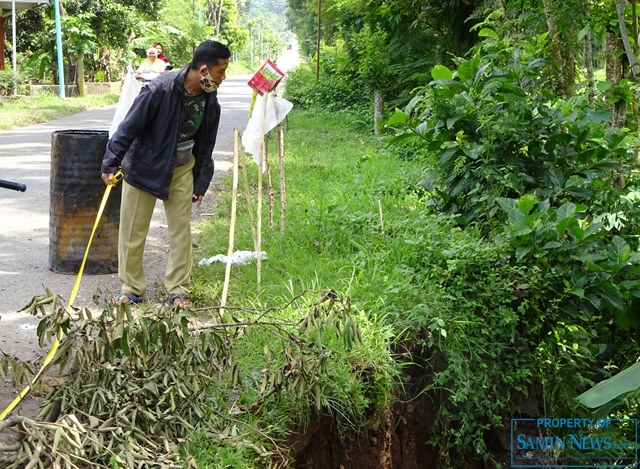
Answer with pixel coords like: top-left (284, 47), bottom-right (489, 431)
top-left (54, 0), bottom-right (65, 98)
top-left (316, 0), bottom-right (321, 80)
top-left (11, 0), bottom-right (16, 95)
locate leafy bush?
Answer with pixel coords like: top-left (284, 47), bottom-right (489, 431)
top-left (283, 55), bottom-right (368, 114)
top-left (387, 33), bottom-right (637, 229)
top-left (381, 28), bottom-right (640, 466)
top-left (0, 69), bottom-right (26, 96)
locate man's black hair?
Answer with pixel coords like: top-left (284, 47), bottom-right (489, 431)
top-left (190, 40), bottom-right (231, 69)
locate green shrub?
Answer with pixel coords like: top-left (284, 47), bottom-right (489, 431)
top-left (0, 69), bottom-right (26, 96)
top-left (283, 62), bottom-right (368, 113)
top-left (382, 29), bottom-right (640, 465)
top-left (387, 34), bottom-right (637, 229)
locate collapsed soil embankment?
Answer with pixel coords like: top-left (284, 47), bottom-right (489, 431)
top-left (292, 361), bottom-right (516, 469)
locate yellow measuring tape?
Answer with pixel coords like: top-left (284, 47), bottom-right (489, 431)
top-left (0, 171), bottom-right (124, 421)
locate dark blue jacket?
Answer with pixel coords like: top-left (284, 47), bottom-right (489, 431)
top-left (101, 65), bottom-right (220, 200)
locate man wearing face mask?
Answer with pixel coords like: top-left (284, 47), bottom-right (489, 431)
top-left (101, 40), bottom-right (230, 308)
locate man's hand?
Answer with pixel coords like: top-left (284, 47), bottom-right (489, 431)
top-left (192, 194), bottom-right (203, 208)
top-left (101, 173), bottom-right (114, 186)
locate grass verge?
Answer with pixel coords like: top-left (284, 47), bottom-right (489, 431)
top-left (0, 93), bottom-right (119, 130)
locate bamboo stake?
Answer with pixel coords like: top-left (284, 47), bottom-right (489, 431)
top-left (240, 149), bottom-right (258, 252)
top-left (278, 123), bottom-right (286, 235)
top-left (264, 133), bottom-right (275, 229)
top-left (220, 128), bottom-right (241, 317)
top-left (256, 92), bottom-right (270, 290)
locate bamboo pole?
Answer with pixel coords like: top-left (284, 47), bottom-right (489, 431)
top-left (378, 199), bottom-right (384, 235)
top-left (240, 149), bottom-right (258, 252)
top-left (256, 92), bottom-right (270, 290)
top-left (277, 123), bottom-right (286, 235)
top-left (220, 128), bottom-right (241, 317)
top-left (264, 133), bottom-right (275, 229)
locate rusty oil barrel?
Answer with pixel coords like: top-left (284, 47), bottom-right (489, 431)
top-left (49, 130), bottom-right (121, 274)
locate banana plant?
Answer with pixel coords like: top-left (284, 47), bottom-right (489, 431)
top-left (578, 361), bottom-right (640, 418)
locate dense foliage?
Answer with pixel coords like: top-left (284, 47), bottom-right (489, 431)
top-left (285, 0), bottom-right (640, 466)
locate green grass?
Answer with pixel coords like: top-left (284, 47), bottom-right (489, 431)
top-left (187, 107), bottom-right (549, 466)
top-left (183, 296), bottom-right (399, 467)
top-left (0, 92), bottom-right (119, 130)
top-left (227, 60), bottom-right (254, 76)
top-left (185, 109), bottom-right (428, 465)
top-left (193, 110), bottom-right (425, 306)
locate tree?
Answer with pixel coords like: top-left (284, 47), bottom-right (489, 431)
top-left (352, 24), bottom-right (390, 135)
top-left (617, 0), bottom-right (640, 78)
top-left (59, 13), bottom-right (97, 96)
top-left (206, 0), bottom-right (250, 55)
top-left (14, 0), bottom-right (151, 84)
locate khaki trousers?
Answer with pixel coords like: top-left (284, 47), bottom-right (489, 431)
top-left (118, 158), bottom-right (195, 297)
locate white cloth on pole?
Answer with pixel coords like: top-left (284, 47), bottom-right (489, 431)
top-left (241, 94), bottom-right (293, 167)
top-left (109, 66), bottom-right (141, 138)
top-left (198, 250), bottom-right (267, 266)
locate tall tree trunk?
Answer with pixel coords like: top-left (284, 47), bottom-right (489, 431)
top-left (542, 0), bottom-right (571, 96)
top-left (605, 27), bottom-right (629, 186)
top-left (605, 30), bottom-right (627, 128)
top-left (0, 17), bottom-right (5, 70)
top-left (76, 53), bottom-right (85, 97)
top-left (632, 0), bottom-right (640, 161)
top-left (583, 31), bottom-right (595, 105)
top-left (631, 0), bottom-right (640, 53)
top-left (633, 0), bottom-right (638, 53)
top-left (215, 0), bottom-right (223, 36)
top-left (617, 0), bottom-right (640, 78)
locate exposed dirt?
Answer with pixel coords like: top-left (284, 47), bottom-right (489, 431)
top-left (292, 361), bottom-right (517, 469)
top-left (291, 359), bottom-right (437, 469)
top-left (293, 404), bottom-right (437, 469)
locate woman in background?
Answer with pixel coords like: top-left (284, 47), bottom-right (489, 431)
top-left (135, 47), bottom-right (167, 82)
top-left (153, 42), bottom-right (172, 70)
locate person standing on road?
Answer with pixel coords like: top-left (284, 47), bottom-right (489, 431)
top-left (101, 39), bottom-right (231, 308)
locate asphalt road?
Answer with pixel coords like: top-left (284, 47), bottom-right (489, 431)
top-left (0, 73), bottom-right (254, 360)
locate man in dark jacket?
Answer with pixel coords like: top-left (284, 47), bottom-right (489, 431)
top-left (101, 40), bottom-right (230, 308)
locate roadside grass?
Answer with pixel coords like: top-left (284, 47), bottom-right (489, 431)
top-left (187, 107), bottom-right (549, 465)
top-left (227, 60), bottom-right (253, 76)
top-left (186, 298), bottom-right (398, 467)
top-left (186, 109), bottom-right (425, 465)
top-left (192, 110), bottom-right (427, 307)
top-left (0, 92), bottom-right (119, 130)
